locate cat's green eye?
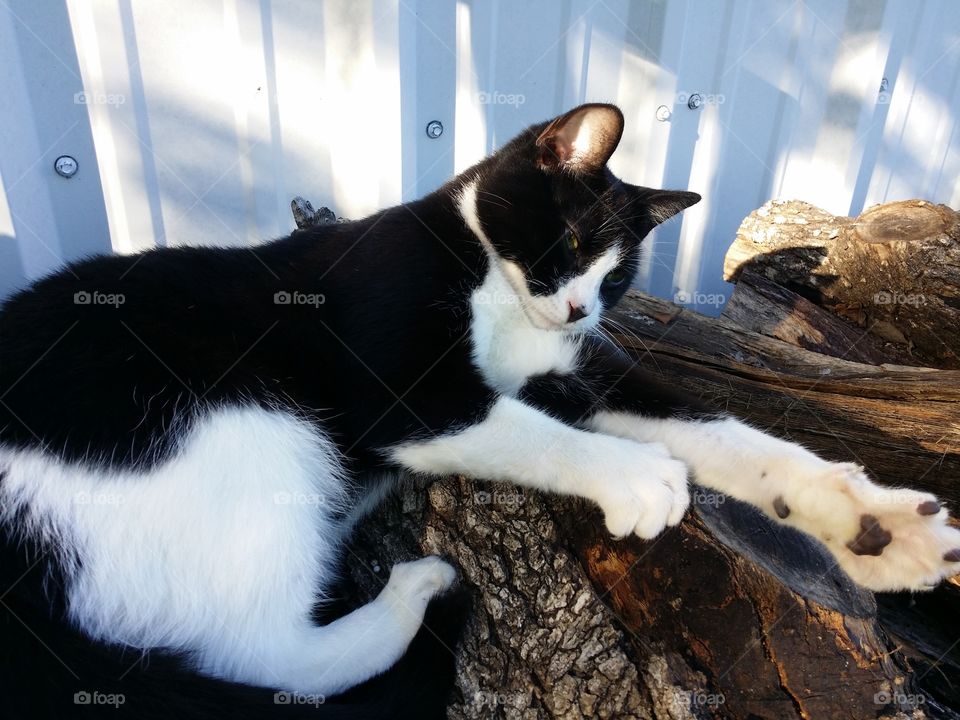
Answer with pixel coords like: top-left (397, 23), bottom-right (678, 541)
top-left (565, 230), bottom-right (580, 252)
top-left (604, 269), bottom-right (627, 285)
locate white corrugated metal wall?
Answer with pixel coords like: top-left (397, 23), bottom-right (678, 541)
top-left (1, 0), bottom-right (958, 312)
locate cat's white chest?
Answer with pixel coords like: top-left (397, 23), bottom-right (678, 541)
top-left (469, 270), bottom-right (580, 396)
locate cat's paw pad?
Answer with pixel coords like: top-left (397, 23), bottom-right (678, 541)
top-left (384, 556), bottom-right (457, 606)
top-left (772, 461), bottom-right (960, 591)
top-left (599, 450), bottom-right (690, 540)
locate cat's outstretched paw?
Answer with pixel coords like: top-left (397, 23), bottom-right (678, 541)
top-left (769, 460), bottom-right (960, 591)
top-left (595, 441), bottom-right (690, 539)
top-left (383, 556), bottom-right (457, 608)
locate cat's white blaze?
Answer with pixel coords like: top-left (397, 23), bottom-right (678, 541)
top-left (0, 406), bottom-right (454, 693)
top-left (459, 180), bottom-right (621, 328)
top-left (502, 244), bottom-right (621, 328)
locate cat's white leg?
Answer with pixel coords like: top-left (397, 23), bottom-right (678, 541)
top-left (390, 396), bottom-right (690, 539)
top-left (587, 412), bottom-right (960, 591)
top-left (0, 407), bottom-right (453, 695)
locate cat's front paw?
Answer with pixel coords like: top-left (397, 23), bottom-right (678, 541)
top-left (769, 461), bottom-right (960, 591)
top-left (594, 441), bottom-right (690, 539)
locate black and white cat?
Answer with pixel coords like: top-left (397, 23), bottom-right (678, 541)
top-left (1, 103), bottom-right (958, 718)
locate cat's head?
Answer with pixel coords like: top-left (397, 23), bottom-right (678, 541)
top-left (459, 103), bottom-right (699, 331)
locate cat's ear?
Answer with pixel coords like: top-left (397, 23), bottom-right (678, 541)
top-left (536, 104), bottom-right (624, 173)
top-left (641, 189), bottom-right (701, 226)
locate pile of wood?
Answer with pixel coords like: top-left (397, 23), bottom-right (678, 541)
top-left (298, 198), bottom-right (960, 719)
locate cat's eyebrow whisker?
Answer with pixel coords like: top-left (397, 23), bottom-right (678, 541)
top-left (476, 190), bottom-right (513, 207)
top-left (608, 212), bottom-right (645, 224)
top-left (598, 207), bottom-right (646, 233)
top-left (476, 197), bottom-right (511, 211)
top-left (595, 205), bottom-right (639, 233)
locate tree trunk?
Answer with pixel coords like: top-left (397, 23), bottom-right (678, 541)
top-left (295, 198), bottom-right (960, 719)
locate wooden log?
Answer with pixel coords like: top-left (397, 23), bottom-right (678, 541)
top-left (343, 477), bottom-right (943, 720)
top-left (724, 199), bottom-right (960, 368)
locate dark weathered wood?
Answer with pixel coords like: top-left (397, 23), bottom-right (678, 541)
top-left (560, 506), bottom-right (922, 720)
top-left (722, 269), bottom-right (898, 365)
top-left (724, 199), bottom-right (960, 368)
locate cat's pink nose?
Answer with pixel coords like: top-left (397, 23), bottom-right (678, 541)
top-left (567, 303), bottom-right (588, 323)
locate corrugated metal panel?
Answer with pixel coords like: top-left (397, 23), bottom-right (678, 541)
top-left (1, 0), bottom-right (958, 312)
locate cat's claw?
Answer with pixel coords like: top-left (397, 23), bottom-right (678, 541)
top-left (767, 460), bottom-right (960, 591)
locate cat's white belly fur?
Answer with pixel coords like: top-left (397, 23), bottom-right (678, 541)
top-left (0, 407), bottom-right (351, 686)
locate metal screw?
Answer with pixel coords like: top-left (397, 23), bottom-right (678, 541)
top-left (425, 120), bottom-right (443, 139)
top-left (655, 105), bottom-right (672, 122)
top-left (687, 93), bottom-right (703, 110)
top-left (54, 155), bottom-right (78, 178)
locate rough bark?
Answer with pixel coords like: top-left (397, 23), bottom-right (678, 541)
top-left (724, 199), bottom-right (960, 368)
top-left (344, 476), bottom-right (948, 720)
